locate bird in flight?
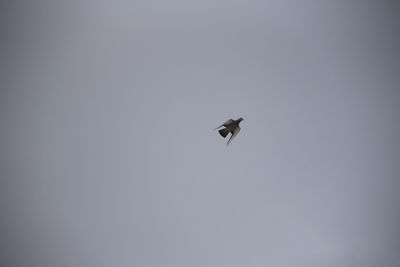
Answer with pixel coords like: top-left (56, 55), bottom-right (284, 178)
top-left (214, 117), bottom-right (244, 145)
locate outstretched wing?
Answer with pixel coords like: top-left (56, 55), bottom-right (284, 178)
top-left (214, 119), bottom-right (234, 130)
top-left (227, 126), bottom-right (240, 145)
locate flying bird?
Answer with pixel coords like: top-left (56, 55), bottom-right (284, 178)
top-left (214, 117), bottom-right (244, 145)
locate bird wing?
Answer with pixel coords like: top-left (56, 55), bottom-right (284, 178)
top-left (214, 119), bottom-right (234, 130)
top-left (227, 126), bottom-right (240, 145)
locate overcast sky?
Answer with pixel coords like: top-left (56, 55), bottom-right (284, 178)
top-left (1, 1), bottom-right (400, 266)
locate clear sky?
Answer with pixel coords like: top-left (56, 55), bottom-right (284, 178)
top-left (1, 1), bottom-right (400, 266)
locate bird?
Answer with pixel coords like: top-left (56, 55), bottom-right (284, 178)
top-left (214, 117), bottom-right (244, 145)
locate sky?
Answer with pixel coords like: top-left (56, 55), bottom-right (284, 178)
top-left (1, 1), bottom-right (400, 266)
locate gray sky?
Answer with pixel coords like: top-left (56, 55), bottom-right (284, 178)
top-left (1, 1), bottom-right (400, 266)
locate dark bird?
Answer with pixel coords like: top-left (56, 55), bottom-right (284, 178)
top-left (214, 117), bottom-right (244, 145)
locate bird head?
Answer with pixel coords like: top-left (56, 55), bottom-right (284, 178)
top-left (237, 117), bottom-right (244, 123)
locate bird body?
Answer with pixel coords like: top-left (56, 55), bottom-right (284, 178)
top-left (214, 117), bottom-right (243, 145)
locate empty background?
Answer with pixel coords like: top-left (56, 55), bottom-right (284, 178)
top-left (1, 1), bottom-right (400, 266)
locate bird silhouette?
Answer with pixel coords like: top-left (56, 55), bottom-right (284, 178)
top-left (214, 117), bottom-right (244, 145)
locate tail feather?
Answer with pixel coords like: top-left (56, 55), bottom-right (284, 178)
top-left (219, 128), bottom-right (229, 138)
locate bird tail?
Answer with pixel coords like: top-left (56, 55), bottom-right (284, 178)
top-left (219, 128), bottom-right (229, 138)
